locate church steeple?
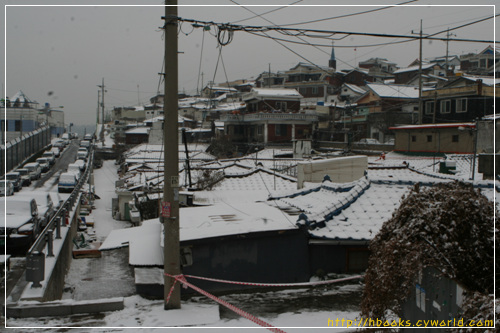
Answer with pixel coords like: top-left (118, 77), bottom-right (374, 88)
top-left (329, 43), bottom-right (336, 69)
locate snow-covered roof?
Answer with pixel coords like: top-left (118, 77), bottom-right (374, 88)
top-left (393, 62), bottom-right (435, 74)
top-left (342, 83), bottom-right (367, 95)
top-left (250, 88), bottom-right (302, 98)
top-left (461, 75), bottom-right (499, 86)
top-left (125, 127), bottom-right (150, 135)
top-left (193, 167), bottom-right (297, 205)
top-left (309, 183), bottom-right (409, 241)
top-left (100, 202), bottom-right (298, 263)
top-left (366, 83), bottom-right (420, 99)
top-left (389, 122), bottom-right (475, 130)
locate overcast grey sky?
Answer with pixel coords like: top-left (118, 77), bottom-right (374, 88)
top-left (3, 1), bottom-right (497, 126)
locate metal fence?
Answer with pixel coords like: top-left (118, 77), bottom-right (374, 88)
top-left (1, 126), bottom-right (51, 176)
top-left (25, 144), bottom-right (95, 288)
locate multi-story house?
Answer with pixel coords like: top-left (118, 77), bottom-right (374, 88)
top-left (421, 75), bottom-right (499, 124)
top-left (222, 88), bottom-right (317, 145)
top-left (339, 83), bottom-right (419, 143)
top-left (460, 45), bottom-right (499, 76)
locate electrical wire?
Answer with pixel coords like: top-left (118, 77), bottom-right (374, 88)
top-left (230, 0), bottom-right (304, 25)
top-left (275, 0), bottom-right (420, 27)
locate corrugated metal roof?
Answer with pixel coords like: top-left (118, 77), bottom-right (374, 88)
top-left (367, 83), bottom-right (419, 99)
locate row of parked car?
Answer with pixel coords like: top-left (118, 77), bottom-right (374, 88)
top-left (1, 141), bottom-right (68, 196)
top-left (1, 135), bottom-right (80, 255)
top-left (57, 134), bottom-right (92, 193)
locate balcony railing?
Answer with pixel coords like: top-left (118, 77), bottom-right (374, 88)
top-left (221, 112), bottom-right (318, 122)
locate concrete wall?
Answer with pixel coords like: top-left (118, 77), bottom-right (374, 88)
top-left (42, 200), bottom-right (80, 301)
top-left (297, 155), bottom-right (368, 188)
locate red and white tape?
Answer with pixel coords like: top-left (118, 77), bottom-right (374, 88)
top-left (181, 273), bottom-right (363, 288)
top-left (165, 273), bottom-right (286, 333)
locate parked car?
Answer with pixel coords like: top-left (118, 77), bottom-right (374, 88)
top-left (77, 151), bottom-right (88, 161)
top-left (16, 168), bottom-right (32, 186)
top-left (36, 158), bottom-right (51, 173)
top-left (23, 162), bottom-right (42, 180)
top-left (74, 159), bottom-right (86, 171)
top-left (50, 147), bottom-right (61, 157)
top-left (0, 197), bottom-right (41, 255)
top-left (53, 139), bottom-right (66, 149)
top-left (67, 163), bottom-right (82, 180)
top-left (79, 140), bottom-right (91, 149)
top-left (0, 180), bottom-right (15, 196)
top-left (58, 172), bottom-right (77, 193)
top-left (6, 172), bottom-right (22, 191)
top-left (84, 133), bottom-right (93, 141)
top-left (16, 191), bottom-right (55, 229)
top-left (42, 151), bottom-right (56, 165)
top-left (61, 133), bottom-right (70, 145)
top-left (356, 138), bottom-right (381, 145)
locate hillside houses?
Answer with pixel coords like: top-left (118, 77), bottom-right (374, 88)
top-left (108, 45), bottom-right (498, 160)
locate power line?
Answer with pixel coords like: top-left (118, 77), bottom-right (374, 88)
top-left (274, 0), bottom-right (420, 27)
top-left (178, 16), bottom-right (498, 44)
top-left (230, 0), bottom-right (304, 24)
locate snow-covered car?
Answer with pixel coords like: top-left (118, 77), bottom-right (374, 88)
top-left (15, 191), bottom-right (56, 229)
top-left (58, 172), bottom-right (77, 193)
top-left (0, 197), bottom-right (41, 255)
top-left (0, 180), bottom-right (15, 196)
top-left (42, 151), bottom-right (56, 165)
top-left (36, 158), bottom-right (51, 173)
top-left (73, 159), bottom-right (86, 171)
top-left (77, 151), bottom-right (88, 161)
top-left (50, 147), bottom-right (61, 157)
top-left (24, 162), bottom-right (42, 180)
top-left (356, 138), bottom-right (381, 145)
top-left (67, 163), bottom-right (82, 180)
top-left (16, 168), bottom-right (32, 186)
top-left (53, 139), bottom-right (66, 149)
top-left (6, 172), bottom-right (22, 192)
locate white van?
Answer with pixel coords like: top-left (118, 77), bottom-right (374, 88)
top-left (58, 172), bottom-right (77, 193)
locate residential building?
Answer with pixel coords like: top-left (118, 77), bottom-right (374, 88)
top-left (421, 76), bottom-right (499, 124)
top-left (460, 45), bottom-right (500, 76)
top-left (393, 62), bottom-right (446, 85)
top-left (222, 88), bottom-right (317, 144)
top-left (339, 83), bottom-right (419, 143)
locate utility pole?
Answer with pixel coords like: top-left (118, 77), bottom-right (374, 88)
top-left (418, 20), bottom-right (423, 125)
top-left (445, 28), bottom-right (456, 75)
top-left (162, 1), bottom-right (181, 310)
top-left (98, 78), bottom-right (105, 144)
top-left (412, 20), bottom-right (427, 125)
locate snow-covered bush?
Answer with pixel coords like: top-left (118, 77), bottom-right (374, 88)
top-left (361, 182), bottom-right (497, 326)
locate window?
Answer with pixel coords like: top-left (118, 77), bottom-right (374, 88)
top-left (440, 100), bottom-right (451, 114)
top-left (312, 87), bottom-right (318, 95)
top-left (452, 135), bottom-right (459, 143)
top-left (427, 135), bottom-right (433, 143)
top-left (456, 98), bottom-right (467, 113)
top-left (425, 101), bottom-right (435, 115)
top-left (257, 125), bottom-right (263, 135)
top-left (275, 124), bottom-right (288, 136)
top-left (15, 120), bottom-right (21, 132)
top-left (276, 102), bottom-right (287, 111)
top-left (411, 135), bottom-right (417, 142)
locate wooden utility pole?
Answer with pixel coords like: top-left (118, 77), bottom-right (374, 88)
top-left (418, 20), bottom-right (423, 125)
top-left (162, 1), bottom-right (181, 310)
top-left (98, 78), bottom-right (105, 143)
